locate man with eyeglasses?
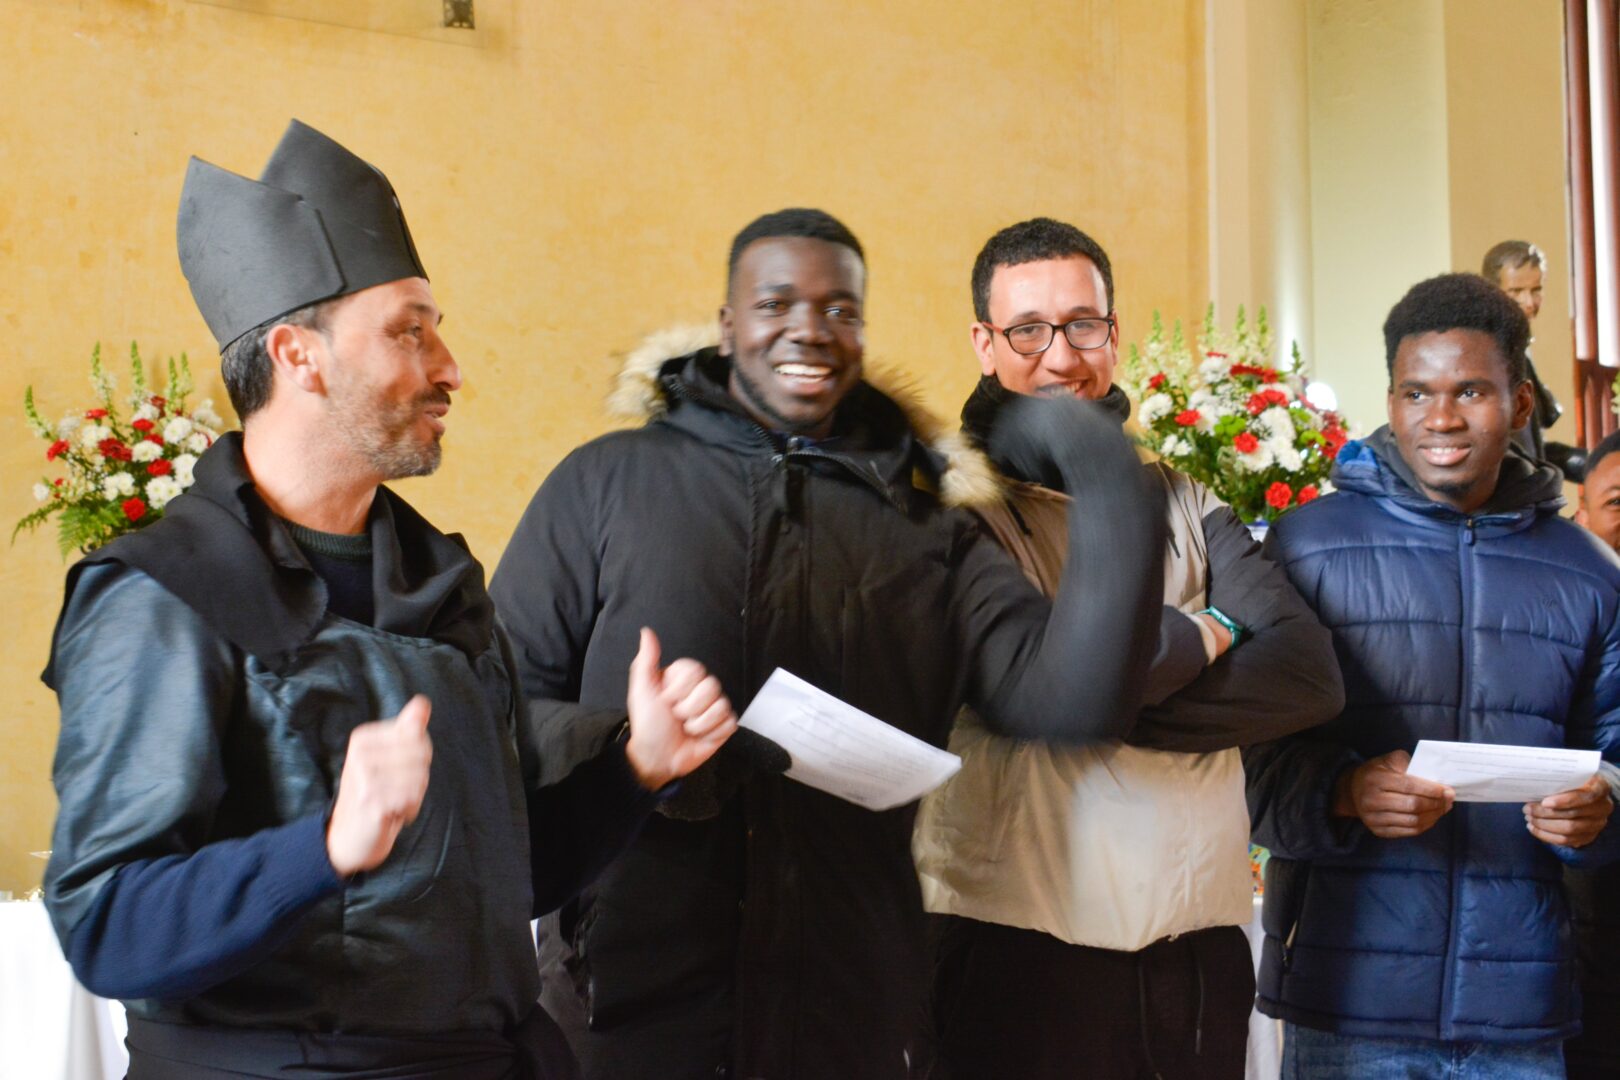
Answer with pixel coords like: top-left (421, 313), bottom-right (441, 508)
top-left (489, 207), bottom-right (1173, 1079)
top-left (914, 217), bottom-right (1342, 1079)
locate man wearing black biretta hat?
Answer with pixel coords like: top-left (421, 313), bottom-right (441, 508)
top-left (38, 120), bottom-right (738, 1080)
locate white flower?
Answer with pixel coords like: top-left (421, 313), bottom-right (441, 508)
top-left (163, 416), bottom-right (194, 444)
top-left (1188, 388), bottom-right (1217, 413)
top-left (133, 402), bottom-right (160, 423)
top-left (145, 475), bottom-right (183, 510)
top-left (184, 431), bottom-right (211, 454)
top-left (1273, 443), bottom-right (1303, 471)
top-left (192, 401), bottom-right (224, 430)
top-left (1256, 406), bottom-right (1295, 444)
top-left (101, 473), bottom-right (135, 501)
top-left (131, 440), bottom-right (162, 463)
top-left (56, 415), bottom-right (82, 438)
top-left (33, 482), bottom-right (51, 503)
top-left (1160, 435), bottom-right (1194, 458)
top-left (1234, 442), bottom-right (1276, 474)
top-left (173, 453), bottom-right (199, 487)
top-left (1138, 393), bottom-right (1175, 425)
top-left (1199, 356), bottom-right (1229, 380)
top-left (79, 423), bottom-right (110, 448)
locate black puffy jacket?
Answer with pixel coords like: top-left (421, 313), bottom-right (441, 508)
top-left (490, 330), bottom-right (1164, 1079)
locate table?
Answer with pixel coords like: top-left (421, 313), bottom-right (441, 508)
top-left (0, 900), bottom-right (126, 1080)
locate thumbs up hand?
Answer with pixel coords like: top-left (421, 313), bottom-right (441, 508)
top-left (624, 628), bottom-right (737, 791)
top-left (326, 695), bottom-right (435, 877)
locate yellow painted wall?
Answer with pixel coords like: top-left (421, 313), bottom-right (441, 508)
top-left (1443, 0), bottom-right (1574, 445)
top-left (1208, 0), bottom-right (1315, 364)
top-left (0, 0), bottom-right (1210, 892)
top-left (1307, 0), bottom-right (1455, 434)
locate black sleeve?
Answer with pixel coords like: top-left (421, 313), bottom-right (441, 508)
top-left (490, 453), bottom-right (665, 911)
top-left (44, 564), bottom-right (342, 1000)
top-left (1141, 605), bottom-right (1212, 707)
top-left (958, 397), bottom-right (1166, 743)
top-left (1127, 505), bottom-right (1345, 753)
top-left (491, 449), bottom-right (632, 775)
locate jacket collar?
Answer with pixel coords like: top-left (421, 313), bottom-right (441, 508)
top-left (1333, 425), bottom-right (1566, 521)
top-left (52, 432), bottom-right (494, 675)
top-left (606, 325), bottom-right (1002, 510)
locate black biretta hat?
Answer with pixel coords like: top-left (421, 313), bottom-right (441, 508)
top-left (177, 119), bottom-right (428, 350)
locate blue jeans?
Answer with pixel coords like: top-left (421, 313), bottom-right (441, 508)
top-left (1282, 1023), bottom-right (1564, 1079)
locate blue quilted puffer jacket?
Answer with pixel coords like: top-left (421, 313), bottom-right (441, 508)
top-left (1246, 430), bottom-right (1620, 1043)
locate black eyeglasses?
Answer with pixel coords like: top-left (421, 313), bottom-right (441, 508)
top-left (983, 315), bottom-right (1115, 355)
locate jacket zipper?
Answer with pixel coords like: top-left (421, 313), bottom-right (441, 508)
top-left (1438, 515), bottom-right (1476, 1038)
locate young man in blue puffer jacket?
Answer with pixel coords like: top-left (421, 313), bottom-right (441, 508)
top-left (1245, 272), bottom-right (1620, 1079)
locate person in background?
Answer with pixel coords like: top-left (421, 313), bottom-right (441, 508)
top-left (914, 217), bottom-right (1343, 1079)
top-left (1246, 272), bottom-right (1620, 1079)
top-left (1573, 428), bottom-right (1620, 551)
top-left (1481, 239), bottom-right (1583, 478)
top-left (43, 119), bottom-right (735, 1080)
top-left (489, 207), bottom-right (1169, 1079)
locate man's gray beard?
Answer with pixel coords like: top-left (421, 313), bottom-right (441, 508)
top-left (328, 392), bottom-right (443, 480)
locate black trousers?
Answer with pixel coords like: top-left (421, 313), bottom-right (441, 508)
top-left (930, 916), bottom-right (1254, 1080)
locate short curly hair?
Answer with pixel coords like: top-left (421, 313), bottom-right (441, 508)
top-left (727, 208), bottom-right (864, 293)
top-left (1382, 273), bottom-right (1529, 387)
top-left (971, 217), bottom-right (1114, 323)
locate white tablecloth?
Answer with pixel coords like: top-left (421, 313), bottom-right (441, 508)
top-left (1245, 895), bottom-right (1282, 1080)
top-left (0, 901), bottom-right (126, 1080)
top-left (0, 896), bottom-right (1277, 1079)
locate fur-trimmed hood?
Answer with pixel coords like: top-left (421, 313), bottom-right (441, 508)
top-left (606, 324), bottom-right (1001, 510)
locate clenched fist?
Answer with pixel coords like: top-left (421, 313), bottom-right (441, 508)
top-left (624, 628), bottom-right (737, 791)
top-left (326, 695), bottom-right (434, 877)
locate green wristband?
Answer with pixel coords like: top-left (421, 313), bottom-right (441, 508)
top-left (1198, 605), bottom-right (1245, 648)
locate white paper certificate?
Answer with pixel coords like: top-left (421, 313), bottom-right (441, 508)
top-left (737, 668), bottom-right (962, 811)
top-left (1406, 740), bottom-right (1601, 803)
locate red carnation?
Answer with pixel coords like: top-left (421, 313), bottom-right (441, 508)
top-left (1298, 485), bottom-right (1320, 504)
top-left (46, 439), bottom-right (69, 461)
top-left (145, 434), bottom-right (164, 446)
top-left (1322, 424), bottom-right (1348, 458)
top-left (1149, 373), bottom-right (1168, 390)
top-left (149, 395), bottom-right (166, 409)
top-left (1263, 388), bottom-right (1289, 408)
top-left (1266, 482), bottom-right (1293, 510)
top-left (132, 418), bottom-right (154, 433)
top-left (122, 497), bottom-right (147, 522)
top-left (1246, 393), bottom-right (1268, 416)
top-left (85, 408), bottom-right (108, 420)
top-left (98, 438), bottom-right (132, 462)
top-left (1174, 409), bottom-right (1201, 427)
top-left (1233, 432), bottom-right (1259, 453)
top-left (147, 459), bottom-right (173, 477)
top-left (1206, 351), bottom-right (1227, 359)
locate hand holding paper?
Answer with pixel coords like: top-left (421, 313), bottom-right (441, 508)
top-left (737, 669), bottom-right (961, 812)
top-left (1406, 740), bottom-right (1600, 804)
top-left (1333, 749), bottom-right (1455, 839)
top-left (1524, 774), bottom-right (1614, 849)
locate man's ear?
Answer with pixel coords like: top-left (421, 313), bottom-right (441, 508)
top-left (971, 322), bottom-right (998, 378)
top-left (1510, 377), bottom-right (1536, 432)
top-left (718, 305), bottom-right (734, 358)
top-left (1576, 505), bottom-right (1591, 528)
top-left (263, 323), bottom-right (326, 396)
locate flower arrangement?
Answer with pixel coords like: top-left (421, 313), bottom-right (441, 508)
top-left (1119, 305), bottom-right (1350, 524)
top-left (15, 344), bottom-right (227, 555)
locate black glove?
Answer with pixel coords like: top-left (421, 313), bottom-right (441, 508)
top-left (656, 727), bottom-right (792, 821)
top-left (987, 393), bottom-right (1150, 499)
